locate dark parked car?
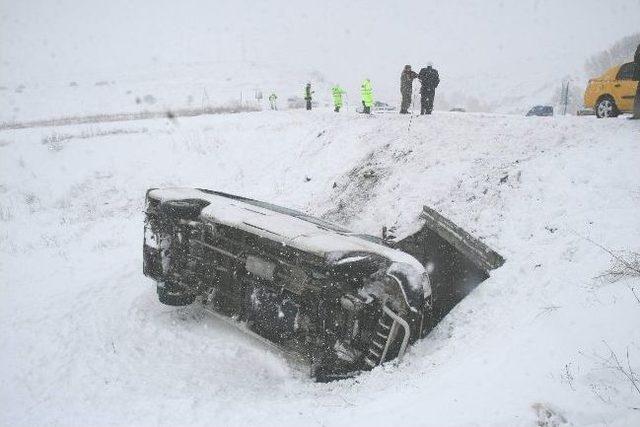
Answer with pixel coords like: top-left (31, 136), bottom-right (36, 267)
top-left (526, 105), bottom-right (554, 117)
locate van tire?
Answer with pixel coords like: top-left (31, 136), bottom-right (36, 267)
top-left (157, 282), bottom-right (196, 306)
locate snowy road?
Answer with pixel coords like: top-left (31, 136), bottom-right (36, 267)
top-left (1, 110), bottom-right (639, 426)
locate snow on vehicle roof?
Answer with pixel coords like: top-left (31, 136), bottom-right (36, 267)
top-left (148, 187), bottom-right (424, 271)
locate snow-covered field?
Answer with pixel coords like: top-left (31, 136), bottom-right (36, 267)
top-left (1, 109), bottom-right (639, 426)
top-left (3, 1), bottom-right (640, 123)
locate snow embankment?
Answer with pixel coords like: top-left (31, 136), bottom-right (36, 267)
top-left (1, 110), bottom-right (639, 426)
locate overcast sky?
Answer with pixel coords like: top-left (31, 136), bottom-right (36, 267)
top-left (2, 0), bottom-right (639, 102)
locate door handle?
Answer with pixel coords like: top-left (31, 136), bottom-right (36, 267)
top-left (614, 84), bottom-right (621, 87)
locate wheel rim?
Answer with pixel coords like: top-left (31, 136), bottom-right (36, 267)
top-left (597, 99), bottom-right (614, 117)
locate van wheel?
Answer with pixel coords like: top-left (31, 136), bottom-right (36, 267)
top-left (157, 282), bottom-right (196, 306)
top-left (595, 96), bottom-right (619, 118)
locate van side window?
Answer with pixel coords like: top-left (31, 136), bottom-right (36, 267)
top-left (616, 63), bottom-right (637, 81)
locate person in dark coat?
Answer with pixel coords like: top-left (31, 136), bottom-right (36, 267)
top-left (304, 82), bottom-right (314, 111)
top-left (632, 43), bottom-right (640, 119)
top-left (418, 65), bottom-right (440, 115)
top-left (400, 65), bottom-right (417, 114)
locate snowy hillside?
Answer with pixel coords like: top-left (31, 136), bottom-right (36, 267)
top-left (2, 0), bottom-right (640, 122)
top-left (1, 110), bottom-right (639, 426)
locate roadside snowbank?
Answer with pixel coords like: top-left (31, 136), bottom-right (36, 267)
top-left (1, 110), bottom-right (639, 426)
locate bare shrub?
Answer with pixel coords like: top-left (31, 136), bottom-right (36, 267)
top-left (41, 132), bottom-right (73, 145)
top-left (532, 402), bottom-right (567, 427)
top-left (77, 127), bottom-right (147, 140)
top-left (24, 192), bottom-right (40, 214)
top-left (584, 343), bottom-right (640, 400)
top-left (572, 231), bottom-right (640, 282)
top-left (597, 250), bottom-right (640, 283)
top-left (0, 204), bottom-right (13, 222)
top-left (215, 100), bottom-right (261, 113)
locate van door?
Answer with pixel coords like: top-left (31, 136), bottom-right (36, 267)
top-left (396, 206), bottom-right (504, 324)
top-left (613, 63), bottom-right (639, 112)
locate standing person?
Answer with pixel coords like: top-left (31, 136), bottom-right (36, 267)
top-left (400, 65), bottom-right (417, 114)
top-left (418, 64), bottom-right (440, 115)
top-left (632, 43), bottom-right (640, 119)
top-left (331, 85), bottom-right (346, 112)
top-left (304, 82), bottom-right (314, 111)
top-left (361, 78), bottom-right (373, 114)
top-left (268, 92), bottom-right (278, 110)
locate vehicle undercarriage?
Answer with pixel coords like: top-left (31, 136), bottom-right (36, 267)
top-left (143, 188), bottom-right (504, 380)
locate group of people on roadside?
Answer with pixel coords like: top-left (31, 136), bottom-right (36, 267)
top-left (273, 45), bottom-right (637, 117)
top-left (401, 64), bottom-right (440, 115)
top-left (310, 79), bottom-right (372, 114)
top-left (268, 64), bottom-right (440, 114)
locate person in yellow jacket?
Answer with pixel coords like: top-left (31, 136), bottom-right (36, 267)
top-left (360, 78), bottom-right (373, 114)
top-left (331, 85), bottom-right (346, 112)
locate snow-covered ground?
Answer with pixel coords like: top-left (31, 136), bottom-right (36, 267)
top-left (1, 109), bottom-right (639, 426)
